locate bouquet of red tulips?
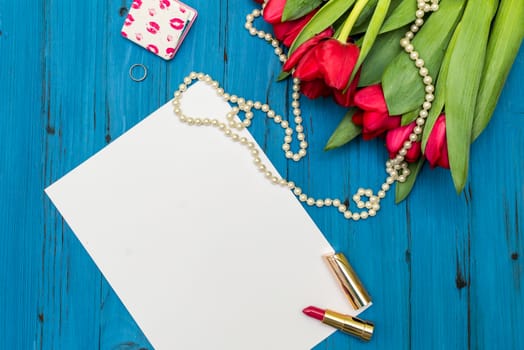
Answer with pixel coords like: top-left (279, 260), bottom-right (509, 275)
top-left (253, 0), bottom-right (523, 201)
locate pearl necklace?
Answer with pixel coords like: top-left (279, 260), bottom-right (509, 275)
top-left (172, 0), bottom-right (440, 221)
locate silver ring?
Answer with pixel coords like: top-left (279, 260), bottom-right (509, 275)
top-left (129, 64), bottom-right (148, 82)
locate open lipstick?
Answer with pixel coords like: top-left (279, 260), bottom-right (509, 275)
top-left (303, 306), bottom-right (374, 341)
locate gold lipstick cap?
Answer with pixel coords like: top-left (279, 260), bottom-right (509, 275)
top-left (324, 252), bottom-right (372, 310)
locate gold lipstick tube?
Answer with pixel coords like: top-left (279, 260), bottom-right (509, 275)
top-left (323, 309), bottom-right (374, 341)
top-left (324, 252), bottom-right (372, 310)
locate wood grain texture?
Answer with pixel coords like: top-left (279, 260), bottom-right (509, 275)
top-left (0, 0), bottom-right (522, 349)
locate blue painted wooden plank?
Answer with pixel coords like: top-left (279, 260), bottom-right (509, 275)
top-left (0, 1), bottom-right (46, 349)
top-left (469, 47), bottom-right (523, 350)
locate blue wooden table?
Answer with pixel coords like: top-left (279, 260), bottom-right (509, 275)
top-left (1, 1), bottom-right (522, 349)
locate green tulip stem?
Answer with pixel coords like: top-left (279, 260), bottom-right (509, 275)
top-left (337, 0), bottom-right (370, 43)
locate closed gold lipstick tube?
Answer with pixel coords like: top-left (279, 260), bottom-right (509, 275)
top-left (323, 309), bottom-right (374, 341)
top-left (324, 252), bottom-right (372, 310)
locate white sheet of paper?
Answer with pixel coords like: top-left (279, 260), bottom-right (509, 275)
top-left (45, 82), bottom-right (363, 350)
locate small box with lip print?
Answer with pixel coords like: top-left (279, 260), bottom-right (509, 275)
top-left (122, 0), bottom-right (197, 60)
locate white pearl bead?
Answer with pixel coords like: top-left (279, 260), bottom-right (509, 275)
top-left (415, 58), bottom-right (425, 67)
top-left (423, 76), bottom-right (433, 85)
top-left (306, 198), bottom-right (315, 206)
top-left (360, 212), bottom-right (369, 219)
top-left (299, 194), bottom-right (307, 202)
top-left (400, 38), bottom-right (410, 48)
top-left (344, 211), bottom-right (352, 219)
top-left (415, 18), bottom-right (424, 27)
top-left (416, 117), bottom-right (425, 126)
top-left (324, 199), bottom-right (333, 206)
top-left (419, 110), bottom-right (428, 118)
top-left (409, 51), bottom-right (419, 60)
top-left (419, 67), bottom-right (429, 76)
top-left (352, 213), bottom-right (361, 221)
top-left (338, 205), bottom-right (347, 212)
top-left (425, 93), bottom-right (434, 102)
top-left (294, 187), bottom-right (302, 195)
top-left (332, 199), bottom-right (341, 207)
top-left (315, 199), bottom-right (324, 207)
top-left (405, 31), bottom-right (414, 40)
top-left (410, 25), bottom-right (419, 33)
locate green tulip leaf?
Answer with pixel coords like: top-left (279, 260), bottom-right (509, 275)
top-left (324, 108), bottom-right (362, 151)
top-left (446, 0), bottom-right (498, 193)
top-left (351, 0), bottom-right (404, 34)
top-left (352, 0), bottom-right (379, 32)
top-left (358, 26), bottom-right (407, 86)
top-left (347, 0), bottom-right (392, 86)
top-left (382, 0), bottom-right (465, 116)
top-left (473, 0), bottom-right (524, 140)
top-left (379, 0), bottom-right (416, 34)
top-left (288, 0), bottom-right (357, 56)
top-left (401, 108), bottom-right (419, 126)
top-left (276, 71), bottom-right (291, 81)
top-left (395, 158), bottom-right (424, 203)
top-left (282, 0), bottom-right (323, 22)
top-left (421, 23), bottom-right (460, 151)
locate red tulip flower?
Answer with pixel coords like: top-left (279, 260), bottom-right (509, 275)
top-left (262, 0), bottom-right (286, 23)
top-left (386, 122), bottom-right (422, 163)
top-left (425, 114), bottom-right (450, 168)
top-left (352, 84), bottom-right (401, 140)
top-left (272, 11), bottom-right (317, 47)
top-left (283, 33), bottom-right (360, 107)
top-left (262, 0), bottom-right (320, 47)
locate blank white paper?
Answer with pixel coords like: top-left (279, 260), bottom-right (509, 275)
top-left (45, 82), bottom-right (363, 350)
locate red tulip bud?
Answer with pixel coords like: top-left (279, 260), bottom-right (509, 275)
top-left (262, 0), bottom-right (286, 24)
top-left (352, 85), bottom-right (400, 139)
top-left (386, 122), bottom-right (422, 163)
top-left (425, 114), bottom-right (450, 168)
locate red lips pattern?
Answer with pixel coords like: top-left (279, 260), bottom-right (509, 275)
top-left (170, 18), bottom-right (184, 30)
top-left (159, 0), bottom-right (171, 9)
top-left (146, 21), bottom-right (160, 34)
top-left (131, 0), bottom-right (142, 9)
top-left (121, 0), bottom-right (195, 60)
